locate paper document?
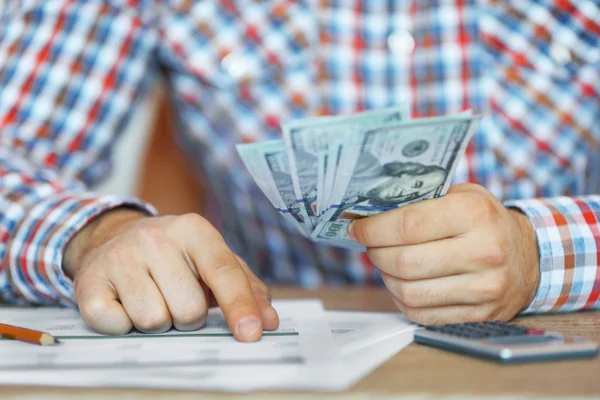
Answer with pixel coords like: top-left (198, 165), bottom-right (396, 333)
top-left (0, 300), bottom-right (334, 369)
top-left (0, 300), bottom-right (416, 392)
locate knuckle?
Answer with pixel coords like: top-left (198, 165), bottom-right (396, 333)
top-left (471, 195), bottom-right (497, 225)
top-left (251, 279), bottom-right (272, 302)
top-left (453, 191), bottom-right (475, 211)
top-left (106, 240), bottom-right (133, 263)
top-left (79, 297), bottom-right (107, 323)
top-left (135, 226), bottom-right (170, 250)
top-left (79, 298), bottom-right (134, 335)
top-left (392, 296), bottom-right (427, 324)
top-left (177, 213), bottom-right (212, 233)
top-left (206, 256), bottom-right (243, 281)
top-left (252, 279), bottom-right (270, 297)
top-left (397, 211), bottom-right (422, 242)
top-left (396, 283), bottom-right (421, 308)
top-left (398, 304), bottom-right (418, 321)
top-left (213, 258), bottom-right (240, 275)
top-left (479, 274), bottom-right (508, 300)
top-left (251, 284), bottom-right (272, 305)
top-left (466, 183), bottom-right (487, 194)
top-left (135, 310), bottom-right (171, 332)
top-left (481, 241), bottom-right (508, 266)
top-left (450, 182), bottom-right (480, 194)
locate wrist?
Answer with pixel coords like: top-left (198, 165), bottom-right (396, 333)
top-left (63, 208), bottom-right (148, 278)
top-left (509, 209), bottom-right (541, 308)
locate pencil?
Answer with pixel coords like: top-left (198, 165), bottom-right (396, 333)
top-left (0, 322), bottom-right (59, 346)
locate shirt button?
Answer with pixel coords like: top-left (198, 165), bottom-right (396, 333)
top-left (221, 52), bottom-right (249, 80)
top-left (388, 30), bottom-right (415, 55)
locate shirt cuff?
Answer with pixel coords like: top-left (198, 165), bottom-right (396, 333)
top-left (504, 196), bottom-right (600, 314)
top-left (6, 193), bottom-right (158, 306)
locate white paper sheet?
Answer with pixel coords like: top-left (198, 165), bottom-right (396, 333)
top-left (0, 301), bottom-right (416, 392)
top-left (328, 310), bottom-right (417, 354)
top-left (0, 300), bottom-right (335, 368)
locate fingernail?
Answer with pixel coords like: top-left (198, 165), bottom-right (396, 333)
top-left (264, 296), bottom-right (272, 305)
top-left (236, 316), bottom-right (261, 338)
top-left (347, 221), bottom-right (357, 241)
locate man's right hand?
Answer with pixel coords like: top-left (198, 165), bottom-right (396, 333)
top-left (63, 209), bottom-right (279, 342)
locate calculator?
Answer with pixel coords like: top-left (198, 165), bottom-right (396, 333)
top-left (414, 321), bottom-right (599, 364)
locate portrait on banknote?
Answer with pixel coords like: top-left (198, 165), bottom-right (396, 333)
top-left (337, 151), bottom-right (447, 211)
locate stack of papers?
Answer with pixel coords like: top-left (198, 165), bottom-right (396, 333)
top-left (0, 300), bottom-right (416, 392)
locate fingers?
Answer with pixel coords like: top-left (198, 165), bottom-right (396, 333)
top-left (349, 185), bottom-right (486, 247)
top-left (391, 297), bottom-right (500, 326)
top-left (181, 217), bottom-right (262, 342)
top-left (111, 261), bottom-right (173, 333)
top-left (143, 235), bottom-right (209, 332)
top-left (75, 273), bottom-right (133, 335)
top-left (75, 213), bottom-right (276, 341)
top-left (366, 238), bottom-right (473, 280)
top-left (381, 271), bottom-right (503, 308)
top-left (235, 255), bottom-right (279, 331)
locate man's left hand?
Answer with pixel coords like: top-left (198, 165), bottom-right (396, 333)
top-left (348, 183), bottom-right (540, 325)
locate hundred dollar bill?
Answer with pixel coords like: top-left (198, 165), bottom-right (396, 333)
top-left (322, 110), bottom-right (473, 222)
top-left (283, 105), bottom-right (409, 228)
top-left (236, 140), bottom-right (310, 235)
top-left (311, 115), bottom-right (480, 246)
top-left (316, 149), bottom-right (327, 217)
top-left (316, 143), bottom-right (343, 216)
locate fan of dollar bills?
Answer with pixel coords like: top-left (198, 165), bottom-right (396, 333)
top-left (236, 105), bottom-right (479, 249)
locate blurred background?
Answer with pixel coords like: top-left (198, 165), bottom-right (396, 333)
top-left (94, 85), bottom-right (157, 199)
top-left (95, 84), bottom-right (205, 216)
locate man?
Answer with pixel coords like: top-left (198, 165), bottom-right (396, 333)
top-left (0, 1), bottom-right (598, 343)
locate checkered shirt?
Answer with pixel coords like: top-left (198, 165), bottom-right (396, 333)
top-left (0, 0), bottom-right (598, 312)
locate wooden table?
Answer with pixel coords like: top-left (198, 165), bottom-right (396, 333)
top-left (2, 287), bottom-right (599, 399)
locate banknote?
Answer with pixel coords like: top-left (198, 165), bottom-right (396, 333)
top-left (311, 115), bottom-right (480, 246)
top-left (316, 143), bottom-right (343, 216)
top-left (236, 140), bottom-right (310, 235)
top-left (316, 148), bottom-right (327, 217)
top-left (237, 141), bottom-right (284, 208)
top-left (319, 110), bottom-right (473, 221)
top-left (282, 105), bottom-right (409, 228)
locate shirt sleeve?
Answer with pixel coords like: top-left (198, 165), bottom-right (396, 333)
top-left (505, 196), bottom-right (600, 314)
top-left (0, 1), bottom-right (158, 306)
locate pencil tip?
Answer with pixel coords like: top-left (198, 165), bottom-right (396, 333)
top-left (40, 333), bottom-right (59, 346)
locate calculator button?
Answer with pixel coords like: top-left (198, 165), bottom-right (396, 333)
top-left (425, 321), bottom-right (533, 339)
top-left (526, 329), bottom-right (546, 335)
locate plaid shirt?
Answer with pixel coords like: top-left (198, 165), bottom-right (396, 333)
top-left (0, 0), bottom-right (598, 313)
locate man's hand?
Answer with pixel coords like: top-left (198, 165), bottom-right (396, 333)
top-left (64, 209), bottom-right (279, 341)
top-left (349, 183), bottom-right (540, 325)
